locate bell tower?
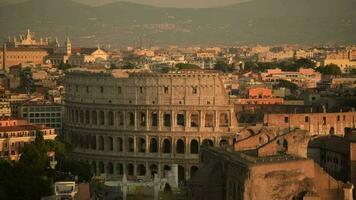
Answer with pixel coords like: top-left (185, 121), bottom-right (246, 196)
top-left (65, 36), bottom-right (72, 55)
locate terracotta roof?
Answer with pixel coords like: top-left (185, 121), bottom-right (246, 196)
top-left (0, 124), bottom-right (52, 132)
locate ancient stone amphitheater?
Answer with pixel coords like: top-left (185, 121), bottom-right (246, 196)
top-left (64, 69), bottom-right (238, 182)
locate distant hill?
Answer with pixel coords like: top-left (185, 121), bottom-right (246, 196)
top-left (0, 0), bottom-right (355, 46)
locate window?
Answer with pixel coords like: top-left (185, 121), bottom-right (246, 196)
top-left (164, 86), bottom-right (169, 94)
top-left (86, 86), bottom-right (89, 93)
top-left (337, 115), bottom-right (340, 121)
top-left (118, 87), bottom-right (122, 94)
top-left (305, 116), bottom-right (309, 123)
top-left (140, 87), bottom-right (143, 93)
top-left (164, 113), bottom-right (171, 127)
top-left (284, 117), bottom-right (289, 123)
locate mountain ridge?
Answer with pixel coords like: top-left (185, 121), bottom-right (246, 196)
top-left (0, 0), bottom-right (355, 46)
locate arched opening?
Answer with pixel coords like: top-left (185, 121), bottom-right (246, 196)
top-left (140, 112), bottom-right (146, 127)
top-left (117, 137), bottom-right (123, 152)
top-left (127, 137), bottom-right (134, 152)
top-left (91, 135), bottom-right (96, 149)
top-left (116, 163), bottom-right (123, 175)
top-left (107, 162), bottom-right (114, 174)
top-left (108, 111), bottom-right (114, 126)
top-left (91, 111), bottom-right (97, 125)
top-left (79, 110), bottom-right (84, 123)
top-left (163, 165), bottom-right (171, 178)
top-left (99, 162), bottom-right (105, 174)
top-left (127, 163), bottom-right (134, 176)
top-left (137, 164), bottom-right (146, 176)
top-left (85, 111), bottom-right (90, 124)
top-left (84, 135), bottom-right (90, 149)
top-left (75, 110), bottom-right (78, 123)
top-left (150, 138), bottom-right (158, 153)
top-left (190, 139), bottom-right (199, 154)
top-left (202, 139), bottom-right (214, 147)
top-left (99, 111), bottom-right (105, 125)
top-left (176, 139), bottom-right (185, 154)
top-left (99, 136), bottom-right (104, 151)
top-left (205, 112), bottom-right (214, 127)
top-left (151, 112), bottom-right (158, 127)
top-left (177, 113), bottom-right (185, 127)
top-left (91, 161), bottom-right (97, 174)
top-left (178, 165), bottom-right (185, 183)
top-left (219, 139), bottom-right (228, 147)
top-left (219, 112), bottom-right (229, 127)
top-left (190, 113), bottom-right (199, 127)
top-left (163, 139), bottom-right (171, 153)
top-left (117, 112), bottom-right (124, 126)
top-left (329, 127), bottom-right (335, 135)
top-left (191, 166), bottom-right (199, 178)
top-left (164, 113), bottom-right (171, 127)
top-left (107, 136), bottom-right (113, 151)
top-left (128, 112), bottom-right (135, 126)
top-left (277, 139), bottom-right (288, 154)
top-left (138, 138), bottom-right (146, 153)
top-left (150, 164), bottom-right (158, 178)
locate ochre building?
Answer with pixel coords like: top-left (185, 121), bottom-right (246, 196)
top-left (64, 69), bottom-right (238, 181)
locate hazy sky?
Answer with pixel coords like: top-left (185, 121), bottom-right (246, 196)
top-left (0, 0), bottom-right (250, 8)
top-left (71, 0), bottom-right (248, 8)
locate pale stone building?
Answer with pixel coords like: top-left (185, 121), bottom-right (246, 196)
top-left (64, 69), bottom-right (238, 182)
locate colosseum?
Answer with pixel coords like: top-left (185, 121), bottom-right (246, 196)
top-left (64, 68), bottom-right (238, 182)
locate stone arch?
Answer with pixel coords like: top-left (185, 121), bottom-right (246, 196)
top-left (176, 113), bottom-right (185, 127)
top-left (91, 135), bottom-right (96, 149)
top-left (329, 127), bottom-right (335, 135)
top-left (127, 137), bottom-right (134, 152)
top-left (117, 111), bottom-right (124, 126)
top-left (150, 138), bottom-right (158, 153)
top-left (219, 139), bottom-right (228, 147)
top-left (176, 139), bottom-right (185, 154)
top-left (91, 111), bottom-right (97, 125)
top-left (99, 162), bottom-right (105, 174)
top-left (85, 110), bottom-right (90, 124)
top-left (277, 139), bottom-right (288, 153)
top-left (99, 136), bottom-right (104, 151)
top-left (162, 138), bottom-right (172, 153)
top-left (108, 111), bottom-right (114, 126)
top-left (107, 162), bottom-right (114, 174)
top-left (127, 163), bottom-right (134, 176)
top-left (178, 165), bottom-right (185, 183)
top-left (205, 112), bottom-right (214, 127)
top-left (138, 138), bottom-right (146, 153)
top-left (79, 110), bottom-right (84, 123)
top-left (190, 139), bottom-right (199, 154)
top-left (116, 163), bottom-right (123, 175)
top-left (137, 164), bottom-right (146, 176)
top-left (139, 112), bottom-right (146, 127)
top-left (127, 112), bottom-right (135, 126)
top-left (191, 166), bottom-right (199, 178)
top-left (117, 137), bottom-right (123, 152)
top-left (219, 112), bottom-right (229, 127)
top-left (106, 136), bottom-right (113, 151)
top-left (150, 164), bottom-right (158, 178)
top-left (190, 112), bottom-right (199, 127)
top-left (99, 111), bottom-right (105, 125)
top-left (163, 165), bottom-right (171, 178)
top-left (202, 139), bottom-right (214, 147)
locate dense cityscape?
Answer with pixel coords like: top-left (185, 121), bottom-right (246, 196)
top-left (1, 1), bottom-right (356, 199)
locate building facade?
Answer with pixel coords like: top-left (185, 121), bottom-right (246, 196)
top-left (64, 69), bottom-right (238, 182)
top-left (0, 118), bottom-right (56, 161)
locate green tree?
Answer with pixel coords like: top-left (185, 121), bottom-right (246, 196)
top-left (122, 61), bottom-right (136, 69)
top-left (316, 64), bottom-right (342, 75)
top-left (295, 58), bottom-right (316, 69)
top-left (175, 63), bottom-right (200, 70)
top-left (214, 61), bottom-right (234, 73)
